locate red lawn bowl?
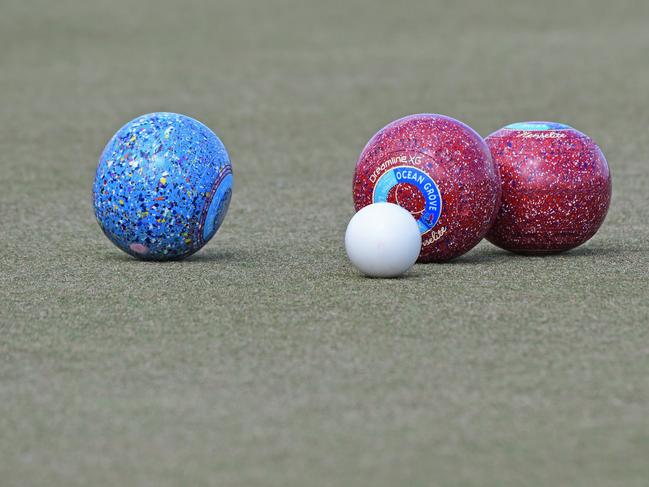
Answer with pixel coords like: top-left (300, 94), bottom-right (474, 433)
top-left (353, 114), bottom-right (501, 262)
top-left (486, 122), bottom-right (612, 254)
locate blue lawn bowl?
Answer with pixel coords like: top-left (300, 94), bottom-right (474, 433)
top-left (93, 113), bottom-right (233, 260)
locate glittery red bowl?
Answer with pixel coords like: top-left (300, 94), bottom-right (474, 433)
top-left (486, 122), bottom-right (612, 254)
top-left (353, 114), bottom-right (501, 262)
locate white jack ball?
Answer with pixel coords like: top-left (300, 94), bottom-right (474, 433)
top-left (345, 202), bottom-right (422, 278)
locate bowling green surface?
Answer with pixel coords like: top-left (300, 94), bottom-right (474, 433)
top-left (1, 1), bottom-right (648, 485)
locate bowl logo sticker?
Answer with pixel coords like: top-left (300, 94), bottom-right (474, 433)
top-left (200, 167), bottom-right (233, 242)
top-left (372, 166), bottom-right (442, 234)
top-left (505, 122), bottom-right (571, 140)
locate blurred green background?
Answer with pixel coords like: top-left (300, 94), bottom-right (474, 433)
top-left (1, 0), bottom-right (648, 485)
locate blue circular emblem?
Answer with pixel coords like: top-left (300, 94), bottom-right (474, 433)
top-left (372, 166), bottom-right (443, 234)
top-left (201, 169), bottom-right (233, 243)
top-left (505, 121), bottom-right (572, 131)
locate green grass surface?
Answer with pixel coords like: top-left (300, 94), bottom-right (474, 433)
top-left (2, 0), bottom-right (649, 485)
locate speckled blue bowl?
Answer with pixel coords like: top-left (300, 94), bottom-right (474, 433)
top-left (93, 113), bottom-right (233, 260)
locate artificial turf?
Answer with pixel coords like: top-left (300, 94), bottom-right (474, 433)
top-left (1, 0), bottom-right (649, 485)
